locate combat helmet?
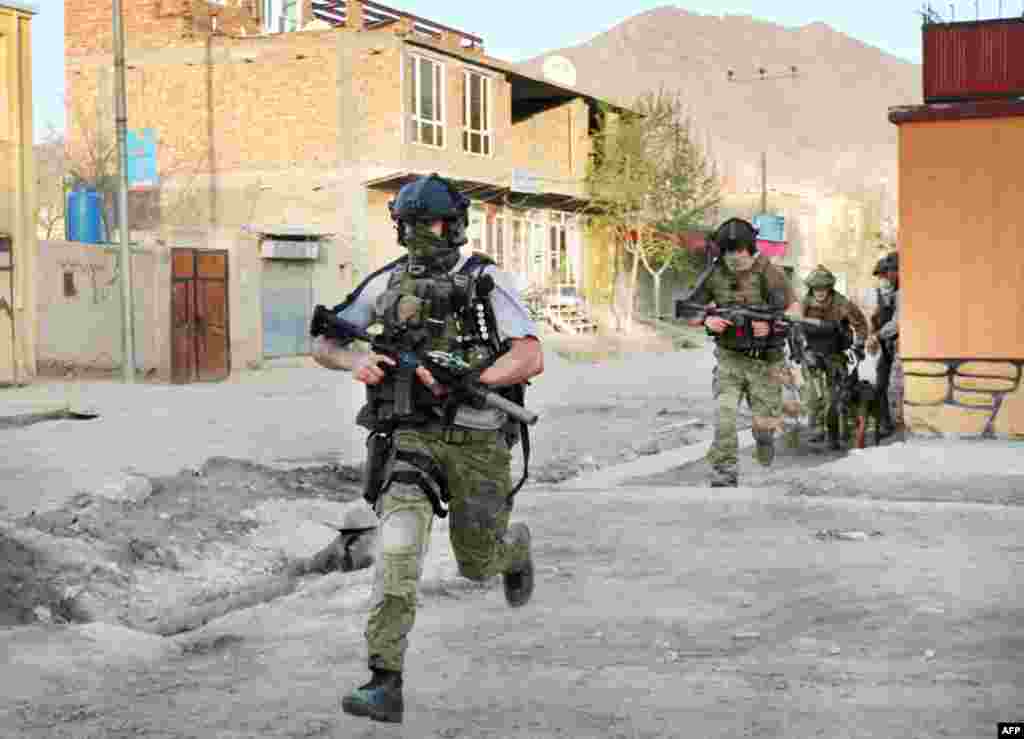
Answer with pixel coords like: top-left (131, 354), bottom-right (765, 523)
top-left (388, 173), bottom-right (470, 249)
top-left (712, 217), bottom-right (759, 254)
top-left (873, 251), bottom-right (899, 276)
top-left (805, 265), bottom-right (837, 290)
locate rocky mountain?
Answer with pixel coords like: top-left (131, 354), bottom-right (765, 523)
top-left (519, 6), bottom-right (921, 196)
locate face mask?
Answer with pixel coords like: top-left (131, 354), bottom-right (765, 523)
top-left (878, 279), bottom-right (893, 293)
top-left (405, 223), bottom-right (459, 270)
top-left (723, 251), bottom-right (754, 272)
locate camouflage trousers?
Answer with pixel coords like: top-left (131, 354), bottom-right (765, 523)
top-left (801, 354), bottom-right (850, 430)
top-left (707, 347), bottom-right (784, 485)
top-left (365, 426), bottom-right (527, 673)
top-left (889, 353), bottom-right (905, 427)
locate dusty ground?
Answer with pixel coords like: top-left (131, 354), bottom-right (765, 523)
top-left (2, 484), bottom-right (1021, 738)
top-left (3, 339), bottom-right (1020, 737)
top-left (0, 339), bottom-right (718, 628)
top-left (0, 459), bottom-right (363, 629)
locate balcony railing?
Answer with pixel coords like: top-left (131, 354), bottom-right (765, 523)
top-left (310, 0), bottom-right (483, 50)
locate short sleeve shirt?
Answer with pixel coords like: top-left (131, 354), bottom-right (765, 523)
top-left (335, 253), bottom-right (539, 341)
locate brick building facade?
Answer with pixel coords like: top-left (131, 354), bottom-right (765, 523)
top-left (1, 0), bottom-right (36, 385)
top-left (63, 0), bottom-right (615, 379)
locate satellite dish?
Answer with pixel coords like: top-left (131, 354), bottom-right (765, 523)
top-left (542, 55), bottom-right (578, 88)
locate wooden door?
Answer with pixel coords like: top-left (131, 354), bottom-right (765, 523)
top-left (172, 249), bottom-right (230, 383)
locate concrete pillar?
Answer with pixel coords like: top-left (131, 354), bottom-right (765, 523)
top-left (347, 0), bottom-right (364, 31)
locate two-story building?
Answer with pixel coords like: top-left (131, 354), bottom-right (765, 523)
top-left (63, 0), bottom-right (618, 381)
top-left (0, 0), bottom-right (36, 386)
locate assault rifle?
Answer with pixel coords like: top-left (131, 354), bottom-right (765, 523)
top-left (310, 305), bottom-right (539, 426)
top-left (679, 302), bottom-right (829, 332)
top-left (678, 302), bottom-right (834, 361)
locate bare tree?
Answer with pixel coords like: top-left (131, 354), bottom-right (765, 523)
top-left (64, 93), bottom-right (210, 237)
top-left (35, 127), bottom-right (67, 240)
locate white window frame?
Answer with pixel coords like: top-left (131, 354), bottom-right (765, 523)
top-left (462, 70), bottom-right (493, 157)
top-left (407, 53), bottom-right (446, 149)
top-left (260, 0), bottom-right (301, 33)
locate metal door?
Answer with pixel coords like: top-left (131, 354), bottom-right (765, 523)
top-left (261, 260), bottom-right (314, 358)
top-left (172, 249), bottom-right (231, 383)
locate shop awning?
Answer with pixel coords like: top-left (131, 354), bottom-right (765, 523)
top-left (364, 171), bottom-right (590, 214)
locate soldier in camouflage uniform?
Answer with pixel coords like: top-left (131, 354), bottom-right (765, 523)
top-left (312, 174), bottom-right (543, 724)
top-left (688, 218), bottom-right (801, 487)
top-left (874, 253), bottom-right (903, 429)
top-left (867, 252), bottom-right (901, 432)
top-left (799, 265), bottom-right (869, 442)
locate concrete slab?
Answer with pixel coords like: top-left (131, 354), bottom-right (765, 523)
top-left (560, 430), bottom-right (754, 489)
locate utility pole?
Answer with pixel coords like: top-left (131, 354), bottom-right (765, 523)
top-left (760, 152), bottom-right (768, 215)
top-left (113, 0), bottom-right (136, 383)
top-left (726, 66), bottom-right (798, 216)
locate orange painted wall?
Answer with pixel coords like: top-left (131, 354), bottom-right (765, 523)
top-left (897, 116), bottom-right (1024, 360)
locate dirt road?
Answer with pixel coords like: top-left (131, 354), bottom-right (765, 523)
top-left (3, 482), bottom-right (1021, 738)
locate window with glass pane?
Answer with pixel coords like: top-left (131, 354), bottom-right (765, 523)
top-left (408, 55), bottom-right (444, 147)
top-left (559, 228), bottom-right (569, 283)
top-left (462, 71), bottom-right (492, 155)
top-left (511, 220), bottom-right (523, 274)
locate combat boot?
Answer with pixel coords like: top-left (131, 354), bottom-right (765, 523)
top-left (710, 466), bottom-right (738, 487)
top-left (503, 522), bottom-right (534, 607)
top-left (342, 669), bottom-right (404, 723)
top-left (752, 429), bottom-right (775, 467)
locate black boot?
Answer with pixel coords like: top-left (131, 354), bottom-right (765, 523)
top-left (710, 466), bottom-right (738, 488)
top-left (342, 669), bottom-right (404, 723)
top-left (503, 522), bottom-right (534, 607)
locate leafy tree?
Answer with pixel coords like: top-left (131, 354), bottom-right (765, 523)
top-left (585, 90), bottom-right (720, 330)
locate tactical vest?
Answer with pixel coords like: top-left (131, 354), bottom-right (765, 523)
top-left (355, 253), bottom-right (502, 430)
top-left (801, 292), bottom-right (854, 356)
top-left (876, 288), bottom-right (897, 355)
top-left (335, 251), bottom-right (533, 501)
top-left (710, 261), bottom-right (788, 355)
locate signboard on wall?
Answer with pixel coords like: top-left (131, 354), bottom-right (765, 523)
top-left (511, 169), bottom-right (541, 195)
top-left (127, 129), bottom-right (159, 191)
top-left (753, 213), bottom-right (785, 242)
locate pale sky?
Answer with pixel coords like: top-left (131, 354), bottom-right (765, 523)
top-left (30, 0), bottom-right (1024, 142)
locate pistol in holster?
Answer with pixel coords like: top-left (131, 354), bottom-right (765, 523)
top-left (362, 431), bottom-right (394, 507)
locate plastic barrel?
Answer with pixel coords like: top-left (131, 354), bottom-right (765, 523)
top-left (66, 188), bottom-right (104, 244)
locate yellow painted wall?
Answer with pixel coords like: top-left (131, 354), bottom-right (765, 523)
top-left (0, 3), bottom-right (35, 385)
top-left (896, 115), bottom-right (1024, 437)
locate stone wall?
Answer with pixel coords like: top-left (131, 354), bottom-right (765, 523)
top-left (904, 359), bottom-right (1024, 439)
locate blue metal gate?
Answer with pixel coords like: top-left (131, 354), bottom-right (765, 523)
top-left (261, 260), bottom-right (314, 358)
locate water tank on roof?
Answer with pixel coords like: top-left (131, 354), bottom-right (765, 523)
top-left (66, 188), bottom-right (105, 244)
